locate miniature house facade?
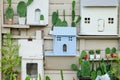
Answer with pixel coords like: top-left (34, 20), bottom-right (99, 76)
top-left (27, 0), bottom-right (49, 25)
top-left (45, 27), bottom-right (76, 56)
top-left (79, 0), bottom-right (118, 35)
top-left (18, 31), bottom-right (44, 80)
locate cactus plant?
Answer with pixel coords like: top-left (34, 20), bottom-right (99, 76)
top-left (96, 49), bottom-right (101, 54)
top-left (71, 0), bottom-right (81, 27)
top-left (89, 50), bottom-right (94, 55)
top-left (46, 76), bottom-right (51, 80)
top-left (105, 47), bottom-right (111, 54)
top-left (81, 60), bottom-right (91, 77)
top-left (62, 10), bottom-right (68, 26)
top-left (60, 70), bottom-right (64, 80)
top-left (111, 47), bottom-right (116, 53)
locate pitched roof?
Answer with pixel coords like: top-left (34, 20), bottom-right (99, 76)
top-left (81, 0), bottom-right (118, 6)
top-left (53, 27), bottom-right (76, 36)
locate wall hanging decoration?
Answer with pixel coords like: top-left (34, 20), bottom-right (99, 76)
top-left (79, 0), bottom-right (118, 35)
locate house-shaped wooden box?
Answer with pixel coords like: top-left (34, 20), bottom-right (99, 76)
top-left (45, 27), bottom-right (76, 56)
top-left (79, 0), bottom-right (118, 35)
top-left (18, 31), bottom-right (44, 80)
top-left (26, 0), bottom-right (49, 25)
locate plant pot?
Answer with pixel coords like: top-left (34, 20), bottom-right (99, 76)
top-left (79, 77), bottom-right (91, 80)
top-left (18, 17), bottom-right (26, 25)
top-left (90, 55), bottom-right (94, 59)
top-left (96, 54), bottom-right (101, 59)
top-left (40, 20), bottom-right (45, 25)
top-left (7, 19), bottom-right (13, 24)
top-left (106, 54), bottom-right (111, 58)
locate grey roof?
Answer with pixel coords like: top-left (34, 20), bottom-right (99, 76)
top-left (81, 0), bottom-right (118, 6)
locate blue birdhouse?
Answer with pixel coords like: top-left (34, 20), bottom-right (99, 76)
top-left (45, 27), bottom-right (76, 56)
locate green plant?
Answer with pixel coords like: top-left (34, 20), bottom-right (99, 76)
top-left (38, 74), bottom-right (41, 80)
top-left (71, 0), bottom-right (81, 27)
top-left (89, 50), bottom-right (94, 55)
top-left (46, 76), bottom-right (51, 80)
top-left (111, 47), bottom-right (116, 53)
top-left (60, 70), bottom-right (64, 80)
top-left (111, 57), bottom-right (120, 79)
top-left (105, 47), bottom-right (111, 54)
top-left (17, 0), bottom-right (33, 17)
top-left (96, 49), bottom-right (101, 54)
top-left (25, 76), bottom-right (30, 80)
top-left (5, 6), bottom-right (14, 19)
top-left (80, 50), bottom-right (87, 59)
top-left (7, 0), bottom-right (12, 7)
top-left (90, 60), bottom-right (96, 80)
top-left (81, 60), bottom-right (91, 77)
top-left (1, 33), bottom-right (21, 80)
top-left (17, 1), bottom-right (27, 17)
top-left (40, 14), bottom-right (44, 20)
top-left (62, 10), bottom-right (68, 26)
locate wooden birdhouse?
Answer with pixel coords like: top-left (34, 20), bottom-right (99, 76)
top-left (45, 27), bottom-right (76, 56)
top-left (26, 0), bottom-right (49, 25)
top-left (18, 30), bottom-right (44, 80)
top-left (79, 0), bottom-right (118, 35)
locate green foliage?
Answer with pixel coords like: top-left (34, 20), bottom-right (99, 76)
top-left (71, 0), bottom-right (81, 27)
top-left (38, 74), bottom-right (41, 80)
top-left (62, 10), bottom-right (68, 26)
top-left (105, 47), bottom-right (111, 54)
top-left (81, 60), bottom-right (91, 77)
top-left (5, 6), bottom-right (14, 19)
top-left (40, 14), bottom-right (44, 20)
top-left (17, 1), bottom-right (27, 17)
top-left (1, 33), bottom-right (21, 80)
top-left (25, 76), bottom-right (30, 80)
top-left (91, 71), bottom-right (96, 80)
top-left (27, 0), bottom-right (33, 6)
top-left (111, 47), bottom-right (116, 53)
top-left (52, 11), bottom-right (58, 26)
top-left (46, 76), bottom-right (51, 80)
top-left (111, 57), bottom-right (120, 79)
top-left (71, 64), bottom-right (78, 71)
top-left (89, 50), bottom-right (94, 55)
top-left (96, 70), bottom-right (102, 76)
top-left (60, 70), bottom-right (64, 80)
top-left (96, 49), bottom-right (101, 54)
top-left (7, 0), bottom-right (12, 7)
top-left (80, 50), bottom-right (87, 58)
top-left (100, 59), bottom-right (107, 74)
top-left (17, 0), bottom-right (33, 17)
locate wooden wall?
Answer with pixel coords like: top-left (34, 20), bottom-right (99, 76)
top-left (1, 0), bottom-right (120, 80)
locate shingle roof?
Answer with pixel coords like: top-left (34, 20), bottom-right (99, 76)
top-left (81, 0), bottom-right (118, 6)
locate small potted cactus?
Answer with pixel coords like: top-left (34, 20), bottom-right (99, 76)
top-left (89, 50), bottom-right (95, 59)
top-left (95, 49), bottom-right (101, 59)
top-left (105, 47), bottom-right (111, 58)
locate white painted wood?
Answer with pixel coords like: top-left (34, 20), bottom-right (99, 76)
top-left (2, 24), bottom-right (29, 28)
top-left (27, 0), bottom-right (49, 25)
top-left (80, 0), bottom-right (118, 35)
top-left (18, 40), bottom-right (43, 58)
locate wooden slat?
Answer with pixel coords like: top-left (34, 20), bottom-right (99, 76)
top-left (3, 24), bottom-right (30, 28)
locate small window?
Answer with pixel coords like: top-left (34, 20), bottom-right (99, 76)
top-left (63, 44), bottom-right (67, 52)
top-left (57, 37), bottom-right (61, 41)
top-left (69, 36), bottom-right (72, 41)
top-left (26, 63), bottom-right (38, 78)
top-left (108, 18), bottom-right (114, 24)
top-left (84, 17), bottom-right (90, 24)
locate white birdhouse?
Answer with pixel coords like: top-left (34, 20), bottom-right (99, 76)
top-left (79, 0), bottom-right (118, 35)
top-left (26, 0), bottom-right (49, 25)
top-left (18, 30), bottom-right (44, 80)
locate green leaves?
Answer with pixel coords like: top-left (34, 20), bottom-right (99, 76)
top-left (52, 11), bottom-right (58, 26)
top-left (72, 0), bottom-right (75, 10)
top-left (71, 64), bottom-right (78, 71)
top-left (46, 76), bottom-right (51, 80)
top-left (27, 0), bottom-right (33, 6)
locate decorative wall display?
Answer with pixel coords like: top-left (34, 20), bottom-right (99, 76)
top-left (79, 0), bottom-right (118, 35)
top-left (26, 0), bottom-right (49, 25)
top-left (45, 27), bottom-right (76, 56)
top-left (18, 30), bottom-right (44, 80)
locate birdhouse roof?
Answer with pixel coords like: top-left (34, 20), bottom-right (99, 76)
top-left (53, 27), bottom-right (76, 36)
top-left (81, 0), bottom-right (118, 6)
